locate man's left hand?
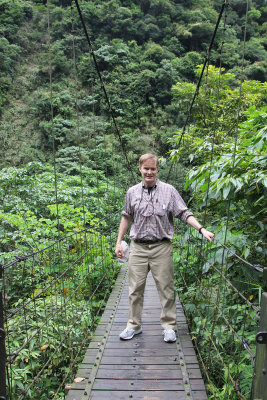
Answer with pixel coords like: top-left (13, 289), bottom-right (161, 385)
top-left (201, 228), bottom-right (215, 242)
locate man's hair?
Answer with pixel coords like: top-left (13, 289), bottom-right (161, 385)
top-left (139, 153), bottom-right (159, 167)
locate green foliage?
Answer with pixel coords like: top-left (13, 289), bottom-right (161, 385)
top-left (4, 228), bottom-right (120, 399)
top-left (171, 66), bottom-right (266, 399)
top-left (0, 0), bottom-right (33, 112)
top-left (185, 107), bottom-right (266, 264)
top-left (0, 158), bottom-right (122, 398)
top-left (0, 162), bottom-right (123, 262)
top-left (170, 65), bottom-right (267, 180)
top-left (172, 65), bottom-right (266, 141)
top-left (0, 0), bottom-right (33, 40)
top-left (172, 52), bottom-right (204, 81)
top-left (7, 294), bottom-right (92, 398)
top-left (173, 229), bottom-right (259, 399)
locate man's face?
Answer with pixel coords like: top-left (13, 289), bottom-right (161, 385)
top-left (139, 159), bottom-right (158, 187)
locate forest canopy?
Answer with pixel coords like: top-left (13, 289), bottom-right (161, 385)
top-left (0, 0), bottom-right (266, 167)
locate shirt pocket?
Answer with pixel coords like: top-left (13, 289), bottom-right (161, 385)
top-left (155, 210), bottom-right (166, 217)
top-left (154, 201), bottom-right (172, 232)
top-left (154, 201), bottom-right (168, 217)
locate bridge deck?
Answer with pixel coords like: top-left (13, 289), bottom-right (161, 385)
top-left (65, 265), bottom-right (207, 400)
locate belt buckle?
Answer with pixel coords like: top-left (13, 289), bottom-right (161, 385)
top-left (137, 239), bottom-right (158, 244)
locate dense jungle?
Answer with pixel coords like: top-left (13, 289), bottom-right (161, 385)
top-left (0, 0), bottom-right (266, 398)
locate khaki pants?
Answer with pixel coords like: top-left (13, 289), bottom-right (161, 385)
top-left (127, 240), bottom-right (176, 330)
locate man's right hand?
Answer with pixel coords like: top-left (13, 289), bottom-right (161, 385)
top-left (115, 243), bottom-right (124, 258)
top-left (115, 216), bottom-right (131, 258)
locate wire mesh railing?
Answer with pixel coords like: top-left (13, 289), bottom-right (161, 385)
top-left (168, 0), bottom-right (266, 396)
top-left (0, 227), bottom-right (120, 400)
top-left (173, 223), bottom-right (264, 399)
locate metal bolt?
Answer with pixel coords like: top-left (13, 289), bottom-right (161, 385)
top-left (258, 335), bottom-right (263, 343)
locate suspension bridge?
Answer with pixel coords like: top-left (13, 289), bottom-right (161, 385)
top-left (0, 0), bottom-right (266, 399)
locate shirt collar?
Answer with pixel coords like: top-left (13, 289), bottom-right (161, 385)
top-left (142, 179), bottom-right (159, 189)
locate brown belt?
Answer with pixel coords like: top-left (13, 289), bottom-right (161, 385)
top-left (134, 238), bottom-right (170, 244)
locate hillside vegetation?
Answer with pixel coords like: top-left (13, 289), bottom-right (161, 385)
top-left (0, 0), bottom-right (266, 167)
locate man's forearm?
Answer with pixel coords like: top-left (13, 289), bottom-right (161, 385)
top-left (116, 215), bottom-right (131, 244)
top-left (186, 215), bottom-right (215, 242)
top-left (186, 215), bottom-right (202, 231)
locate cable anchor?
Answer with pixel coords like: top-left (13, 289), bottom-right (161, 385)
top-left (256, 331), bottom-right (267, 344)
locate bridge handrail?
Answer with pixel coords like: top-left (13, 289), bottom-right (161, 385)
top-left (0, 226), bottom-right (119, 399)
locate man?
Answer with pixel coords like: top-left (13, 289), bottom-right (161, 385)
top-left (115, 153), bottom-right (214, 343)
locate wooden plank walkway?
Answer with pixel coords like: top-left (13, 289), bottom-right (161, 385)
top-left (65, 265), bottom-right (207, 400)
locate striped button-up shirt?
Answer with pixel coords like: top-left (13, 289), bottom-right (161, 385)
top-left (122, 179), bottom-right (193, 240)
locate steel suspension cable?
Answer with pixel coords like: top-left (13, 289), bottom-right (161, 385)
top-left (166, 0), bottom-right (228, 182)
top-left (222, 0), bottom-right (250, 252)
top-left (47, 1), bottom-right (60, 238)
top-left (73, 0), bottom-right (136, 184)
top-left (70, 3), bottom-right (87, 230)
top-left (202, 1), bottom-right (228, 228)
top-left (221, 4), bottom-right (252, 393)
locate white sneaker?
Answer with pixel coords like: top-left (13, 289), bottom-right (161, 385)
top-left (119, 327), bottom-right (142, 340)
top-left (163, 329), bottom-right (176, 343)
